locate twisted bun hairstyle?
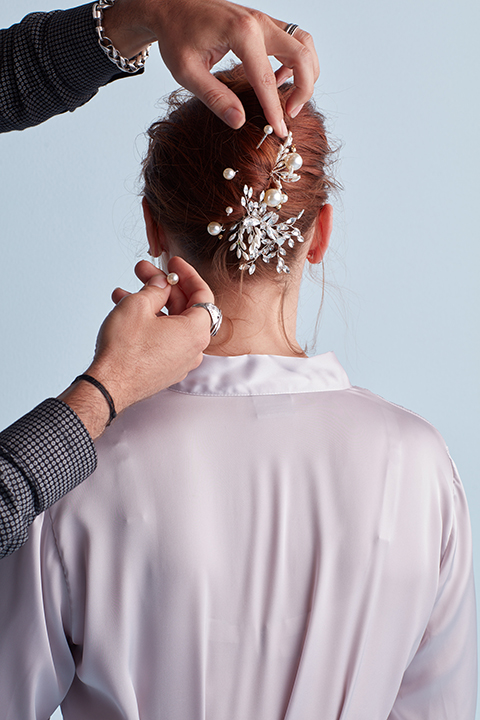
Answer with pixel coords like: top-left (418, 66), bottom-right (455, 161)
top-left (142, 64), bottom-right (337, 287)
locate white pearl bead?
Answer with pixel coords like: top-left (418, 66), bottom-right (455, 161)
top-left (285, 152), bottom-right (303, 171)
top-left (263, 124), bottom-right (274, 136)
top-left (207, 221), bottom-right (223, 236)
top-left (225, 206), bottom-right (233, 215)
top-left (223, 168), bottom-right (236, 180)
top-left (265, 188), bottom-right (282, 207)
top-left (166, 272), bottom-right (179, 286)
top-left (281, 193), bottom-right (288, 204)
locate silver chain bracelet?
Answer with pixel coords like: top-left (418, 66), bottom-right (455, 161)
top-left (92, 0), bottom-right (151, 74)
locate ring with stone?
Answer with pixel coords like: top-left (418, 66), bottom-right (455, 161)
top-left (191, 302), bottom-right (223, 337)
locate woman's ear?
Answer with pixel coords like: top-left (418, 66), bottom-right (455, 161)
top-left (307, 204), bottom-right (333, 264)
top-left (142, 197), bottom-right (168, 258)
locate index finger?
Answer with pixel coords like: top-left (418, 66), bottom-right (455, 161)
top-left (231, 14), bottom-right (318, 126)
top-left (167, 256), bottom-right (215, 310)
top-left (271, 26), bottom-right (320, 117)
top-left (228, 17), bottom-right (285, 135)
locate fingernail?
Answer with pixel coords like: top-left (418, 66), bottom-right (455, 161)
top-left (224, 107), bottom-right (244, 129)
top-left (148, 273), bottom-right (168, 289)
top-left (280, 119), bottom-right (288, 137)
top-left (289, 103), bottom-right (304, 119)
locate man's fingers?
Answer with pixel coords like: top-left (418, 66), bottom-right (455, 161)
top-left (134, 283), bottom-right (171, 317)
top-left (164, 283), bottom-right (188, 317)
top-left (179, 63), bottom-right (246, 129)
top-left (168, 257), bottom-right (215, 309)
top-left (127, 258), bottom-right (214, 323)
top-left (254, 19), bottom-right (318, 118)
top-left (282, 31), bottom-right (319, 117)
top-left (112, 287), bottom-right (131, 304)
top-left (265, 30), bottom-right (317, 118)
top-left (112, 263), bottom-right (171, 314)
top-left (111, 270), bottom-right (171, 318)
top-left (224, 14), bottom-right (286, 136)
top-left (112, 260), bottom-right (166, 305)
top-left (128, 257), bottom-right (215, 325)
top-left (241, 53), bottom-right (287, 136)
top-left (135, 0), bottom-right (320, 132)
top-left (134, 260), bottom-right (165, 285)
top-left (166, 257), bottom-right (215, 335)
top-left (288, 28), bottom-right (320, 79)
top-left (229, 15), bottom-right (318, 130)
top-left (275, 65), bottom-right (294, 86)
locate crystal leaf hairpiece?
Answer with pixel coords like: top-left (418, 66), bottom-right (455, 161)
top-left (206, 126), bottom-right (305, 275)
top-left (229, 185), bottom-right (304, 275)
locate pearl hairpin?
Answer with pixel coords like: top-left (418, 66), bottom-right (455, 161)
top-left (166, 272), bottom-right (179, 285)
top-left (223, 168), bottom-right (237, 180)
top-left (207, 221), bottom-right (223, 236)
top-left (256, 124), bottom-right (274, 149)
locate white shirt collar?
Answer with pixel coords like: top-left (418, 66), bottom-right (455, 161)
top-left (169, 351), bottom-right (351, 397)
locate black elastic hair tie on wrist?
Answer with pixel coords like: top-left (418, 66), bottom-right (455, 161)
top-left (73, 374), bottom-right (117, 426)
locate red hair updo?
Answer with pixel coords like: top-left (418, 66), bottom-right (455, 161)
top-left (142, 64), bottom-right (337, 286)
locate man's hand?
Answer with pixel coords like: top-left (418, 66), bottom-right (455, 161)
top-left (58, 257), bottom-right (213, 439)
top-left (102, 0), bottom-right (319, 137)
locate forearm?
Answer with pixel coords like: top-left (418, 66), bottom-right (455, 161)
top-left (0, 3), bottom-right (137, 133)
top-left (57, 376), bottom-right (113, 442)
top-left (0, 398), bottom-right (96, 558)
top-left (0, 357), bottom-right (148, 559)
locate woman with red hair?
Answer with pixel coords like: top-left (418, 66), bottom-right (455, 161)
top-left (0, 66), bottom-right (476, 720)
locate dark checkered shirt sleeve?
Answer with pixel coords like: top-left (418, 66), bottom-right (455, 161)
top-left (0, 3), bottom-right (142, 133)
top-left (0, 398), bottom-right (97, 558)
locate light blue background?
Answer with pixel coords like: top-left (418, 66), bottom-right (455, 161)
top-left (1, 2), bottom-right (478, 718)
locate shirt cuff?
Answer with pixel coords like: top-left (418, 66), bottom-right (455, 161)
top-left (46, 3), bottom-right (144, 98)
top-left (0, 397), bottom-right (97, 513)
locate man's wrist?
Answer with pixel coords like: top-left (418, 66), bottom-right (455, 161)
top-left (46, 4), bottom-right (128, 92)
top-left (100, 0), bottom-right (157, 60)
top-left (57, 376), bottom-right (113, 440)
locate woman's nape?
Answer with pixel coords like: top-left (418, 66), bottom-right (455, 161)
top-left (141, 64), bottom-right (337, 357)
top-left (143, 199), bottom-right (332, 357)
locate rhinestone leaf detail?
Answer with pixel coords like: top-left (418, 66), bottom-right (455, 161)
top-left (271, 131), bottom-right (302, 185)
top-left (227, 185), bottom-right (305, 274)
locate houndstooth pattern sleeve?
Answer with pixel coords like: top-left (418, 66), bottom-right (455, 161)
top-left (0, 398), bottom-right (97, 558)
top-left (0, 3), bottom-right (143, 133)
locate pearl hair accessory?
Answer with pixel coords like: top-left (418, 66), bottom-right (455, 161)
top-left (223, 168), bottom-right (237, 180)
top-left (206, 128), bottom-right (305, 274)
top-left (207, 221), bottom-right (223, 236)
top-left (166, 272), bottom-right (179, 285)
top-left (256, 124), bottom-right (274, 149)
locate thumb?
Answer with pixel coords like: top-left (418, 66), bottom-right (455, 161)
top-left (136, 274), bottom-right (172, 315)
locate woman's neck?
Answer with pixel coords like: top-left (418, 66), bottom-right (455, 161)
top-left (204, 279), bottom-right (306, 358)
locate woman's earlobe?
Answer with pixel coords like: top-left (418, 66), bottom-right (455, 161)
top-left (308, 204), bottom-right (333, 264)
top-left (142, 197), bottom-right (167, 258)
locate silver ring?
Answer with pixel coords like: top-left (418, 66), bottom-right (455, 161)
top-left (192, 302), bottom-right (223, 337)
top-left (284, 23), bottom-right (300, 36)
